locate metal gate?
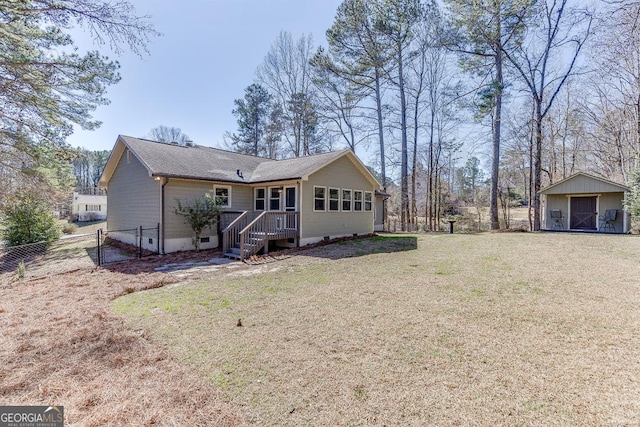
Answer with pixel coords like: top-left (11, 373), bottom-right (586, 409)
top-left (97, 224), bottom-right (160, 265)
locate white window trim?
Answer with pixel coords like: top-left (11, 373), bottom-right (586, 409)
top-left (314, 186), bottom-right (327, 212)
top-left (254, 187), bottom-right (267, 211)
top-left (213, 185), bottom-right (231, 207)
top-left (269, 186), bottom-right (282, 211)
top-left (354, 190), bottom-right (363, 211)
top-left (329, 187), bottom-right (340, 211)
top-left (364, 191), bottom-right (373, 211)
top-left (342, 188), bottom-right (352, 212)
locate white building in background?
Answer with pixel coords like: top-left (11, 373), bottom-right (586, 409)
top-left (72, 192), bottom-right (107, 222)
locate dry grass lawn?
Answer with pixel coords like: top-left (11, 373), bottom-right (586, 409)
top-left (112, 233), bottom-right (640, 426)
top-left (0, 252), bottom-right (245, 426)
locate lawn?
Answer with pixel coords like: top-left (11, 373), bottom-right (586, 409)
top-left (113, 233), bottom-right (640, 426)
top-left (58, 219), bottom-right (106, 235)
top-left (0, 251), bottom-right (243, 426)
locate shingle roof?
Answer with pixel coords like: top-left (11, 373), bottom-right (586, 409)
top-left (250, 150), bottom-right (347, 182)
top-left (108, 135), bottom-right (377, 186)
top-left (119, 135), bottom-right (265, 182)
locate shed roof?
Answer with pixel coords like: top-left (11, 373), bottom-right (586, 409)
top-left (539, 172), bottom-right (628, 195)
top-left (99, 135), bottom-right (381, 188)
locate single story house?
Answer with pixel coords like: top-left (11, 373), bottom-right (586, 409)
top-left (539, 172), bottom-right (630, 233)
top-left (71, 192), bottom-right (107, 222)
top-left (98, 135), bottom-right (384, 258)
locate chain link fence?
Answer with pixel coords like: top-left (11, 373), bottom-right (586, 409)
top-left (1, 224), bottom-right (160, 284)
top-left (98, 225), bottom-right (159, 265)
top-left (0, 234), bottom-right (98, 284)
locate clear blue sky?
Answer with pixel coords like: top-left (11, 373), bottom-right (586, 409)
top-left (67, 0), bottom-right (343, 152)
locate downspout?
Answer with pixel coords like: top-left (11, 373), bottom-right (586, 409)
top-left (297, 180), bottom-right (302, 247)
top-left (624, 191), bottom-right (629, 233)
top-left (161, 177), bottom-right (169, 254)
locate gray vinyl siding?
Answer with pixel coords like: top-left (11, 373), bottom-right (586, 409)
top-left (375, 196), bottom-right (385, 228)
top-left (231, 185), bottom-right (253, 211)
top-left (164, 179), bottom-right (253, 240)
top-left (301, 156), bottom-right (375, 239)
top-left (107, 151), bottom-right (161, 231)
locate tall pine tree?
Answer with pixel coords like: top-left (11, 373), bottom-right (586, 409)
top-left (231, 83), bottom-right (274, 157)
top-left (444, 0), bottom-right (530, 230)
top-left (0, 0), bottom-right (157, 195)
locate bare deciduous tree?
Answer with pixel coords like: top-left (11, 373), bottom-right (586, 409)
top-left (257, 31), bottom-right (320, 157)
top-left (501, 0), bottom-right (593, 230)
top-left (147, 126), bottom-right (192, 146)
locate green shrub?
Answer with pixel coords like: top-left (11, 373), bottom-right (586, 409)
top-left (174, 192), bottom-right (225, 251)
top-left (0, 191), bottom-right (61, 246)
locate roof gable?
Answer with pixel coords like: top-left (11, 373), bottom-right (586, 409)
top-left (99, 135), bottom-right (381, 188)
top-left (539, 172), bottom-right (628, 195)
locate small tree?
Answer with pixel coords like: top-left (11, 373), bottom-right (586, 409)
top-left (174, 192), bottom-right (225, 251)
top-left (1, 191), bottom-right (61, 246)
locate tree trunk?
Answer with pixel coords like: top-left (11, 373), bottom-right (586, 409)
top-left (533, 101), bottom-right (543, 231)
top-left (637, 93), bottom-right (640, 157)
top-left (411, 83), bottom-right (421, 229)
top-left (434, 134), bottom-right (443, 231)
top-left (428, 108), bottom-right (435, 231)
top-left (490, 47), bottom-right (503, 230)
top-left (398, 43), bottom-right (409, 231)
top-left (528, 113), bottom-right (534, 232)
top-left (374, 69), bottom-right (387, 221)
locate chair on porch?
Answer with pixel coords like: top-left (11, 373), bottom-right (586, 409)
top-left (550, 209), bottom-right (564, 230)
top-left (599, 209), bottom-right (618, 232)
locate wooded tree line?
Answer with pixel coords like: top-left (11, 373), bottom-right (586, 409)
top-left (71, 149), bottom-right (110, 195)
top-left (3, 0), bottom-right (640, 232)
top-left (230, 0), bottom-right (640, 231)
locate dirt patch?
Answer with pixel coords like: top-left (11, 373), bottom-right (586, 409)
top-left (0, 251), bottom-right (246, 426)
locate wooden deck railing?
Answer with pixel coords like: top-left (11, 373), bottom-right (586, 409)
top-left (221, 211), bottom-right (249, 254)
top-left (238, 211), bottom-right (299, 260)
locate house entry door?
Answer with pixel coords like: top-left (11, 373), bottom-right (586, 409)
top-left (570, 196), bottom-right (597, 230)
top-left (284, 186), bottom-right (297, 229)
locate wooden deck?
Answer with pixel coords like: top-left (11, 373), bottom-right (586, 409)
top-left (222, 211), bottom-right (299, 260)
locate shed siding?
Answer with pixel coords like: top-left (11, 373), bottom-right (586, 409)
top-left (107, 150), bottom-right (160, 231)
top-left (544, 192), bottom-right (625, 231)
top-left (301, 156), bottom-right (374, 240)
top-left (544, 195), bottom-right (568, 230)
top-left (598, 192), bottom-right (625, 213)
top-left (543, 175), bottom-right (626, 195)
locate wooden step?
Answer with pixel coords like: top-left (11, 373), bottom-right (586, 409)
top-left (225, 243), bottom-right (262, 260)
top-left (224, 252), bottom-right (242, 259)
